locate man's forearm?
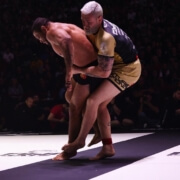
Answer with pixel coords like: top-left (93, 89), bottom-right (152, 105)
top-left (86, 66), bottom-right (111, 78)
top-left (62, 38), bottom-right (74, 81)
top-left (73, 65), bottom-right (111, 78)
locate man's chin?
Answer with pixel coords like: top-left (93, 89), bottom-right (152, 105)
top-left (85, 31), bottom-right (92, 35)
top-left (85, 29), bottom-right (98, 35)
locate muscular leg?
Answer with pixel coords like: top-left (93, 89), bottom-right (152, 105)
top-left (88, 99), bottom-right (112, 147)
top-left (67, 83), bottom-right (89, 143)
top-left (87, 120), bottom-right (101, 147)
top-left (62, 80), bottom-right (120, 156)
top-left (90, 98), bottom-right (115, 160)
top-left (53, 80), bottom-right (90, 160)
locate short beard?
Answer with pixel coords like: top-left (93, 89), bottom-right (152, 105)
top-left (85, 28), bottom-right (98, 35)
top-left (90, 26), bottom-right (100, 35)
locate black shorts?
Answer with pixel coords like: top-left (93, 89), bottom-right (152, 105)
top-left (73, 73), bottom-right (91, 85)
top-left (73, 60), bottom-right (104, 92)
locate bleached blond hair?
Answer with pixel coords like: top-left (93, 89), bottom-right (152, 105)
top-left (80, 1), bottom-right (103, 17)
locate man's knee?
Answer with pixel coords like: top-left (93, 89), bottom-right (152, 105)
top-left (86, 96), bottom-right (97, 108)
top-left (65, 91), bottom-right (71, 103)
top-left (69, 101), bottom-right (77, 111)
top-left (69, 100), bottom-right (83, 114)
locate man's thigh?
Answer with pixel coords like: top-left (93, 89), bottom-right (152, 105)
top-left (89, 80), bottom-right (120, 105)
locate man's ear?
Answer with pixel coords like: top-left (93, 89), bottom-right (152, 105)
top-left (41, 26), bottom-right (46, 33)
top-left (97, 15), bottom-right (103, 23)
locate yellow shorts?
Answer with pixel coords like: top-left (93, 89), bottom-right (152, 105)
top-left (108, 59), bottom-right (141, 91)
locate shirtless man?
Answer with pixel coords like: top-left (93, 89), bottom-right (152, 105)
top-left (62, 1), bottom-right (141, 160)
top-left (32, 17), bottom-right (104, 160)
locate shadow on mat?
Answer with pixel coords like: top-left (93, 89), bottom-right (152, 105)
top-left (45, 156), bottom-right (144, 168)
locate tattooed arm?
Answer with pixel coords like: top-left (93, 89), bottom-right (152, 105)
top-left (73, 55), bottom-right (114, 78)
top-left (72, 33), bottom-right (115, 78)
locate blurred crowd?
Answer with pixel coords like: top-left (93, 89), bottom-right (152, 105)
top-left (0, 0), bottom-right (180, 132)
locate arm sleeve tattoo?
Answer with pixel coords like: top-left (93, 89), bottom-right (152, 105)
top-left (98, 55), bottom-right (114, 71)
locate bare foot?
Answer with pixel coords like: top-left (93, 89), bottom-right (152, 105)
top-left (88, 134), bottom-right (101, 147)
top-left (62, 141), bottom-right (85, 154)
top-left (89, 145), bottom-right (115, 160)
top-left (52, 151), bottom-right (77, 161)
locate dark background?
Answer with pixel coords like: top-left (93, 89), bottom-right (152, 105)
top-left (0, 0), bottom-right (179, 132)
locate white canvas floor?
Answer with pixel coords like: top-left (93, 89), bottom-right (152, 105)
top-left (0, 133), bottom-right (180, 180)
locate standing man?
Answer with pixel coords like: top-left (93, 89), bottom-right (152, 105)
top-left (62, 1), bottom-right (141, 160)
top-left (32, 17), bottom-right (103, 160)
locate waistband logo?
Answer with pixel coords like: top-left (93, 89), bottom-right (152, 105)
top-left (110, 73), bottom-right (129, 90)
